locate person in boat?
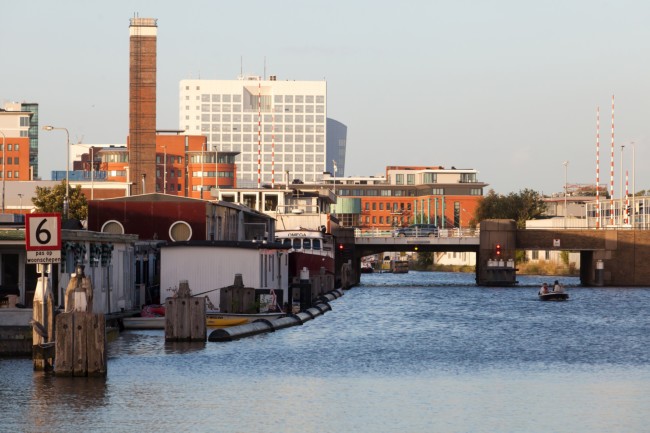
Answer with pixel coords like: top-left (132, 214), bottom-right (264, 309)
top-left (539, 283), bottom-right (549, 295)
top-left (553, 280), bottom-right (564, 293)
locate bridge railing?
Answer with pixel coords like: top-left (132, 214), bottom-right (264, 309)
top-left (354, 228), bottom-right (480, 238)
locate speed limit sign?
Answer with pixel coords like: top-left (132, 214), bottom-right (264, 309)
top-left (26, 213), bottom-right (62, 263)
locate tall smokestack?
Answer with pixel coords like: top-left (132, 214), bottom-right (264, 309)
top-left (129, 17), bottom-right (157, 195)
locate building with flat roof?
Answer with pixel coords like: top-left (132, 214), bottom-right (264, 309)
top-left (3, 102), bottom-right (39, 179)
top-left (180, 76), bottom-right (342, 186)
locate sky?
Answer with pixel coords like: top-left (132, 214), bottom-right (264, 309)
top-left (2, 0), bottom-right (650, 195)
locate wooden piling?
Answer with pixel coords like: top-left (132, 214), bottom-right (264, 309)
top-left (32, 290), bottom-right (55, 371)
top-left (54, 312), bottom-right (106, 377)
top-left (165, 281), bottom-right (206, 342)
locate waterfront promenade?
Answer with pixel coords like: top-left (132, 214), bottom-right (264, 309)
top-left (2, 271), bottom-right (649, 432)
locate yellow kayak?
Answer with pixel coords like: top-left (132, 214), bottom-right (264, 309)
top-left (206, 317), bottom-right (249, 327)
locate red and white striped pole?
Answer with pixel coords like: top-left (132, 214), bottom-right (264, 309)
top-left (596, 106), bottom-right (600, 229)
top-left (625, 170), bottom-right (629, 225)
top-left (610, 95), bottom-right (615, 226)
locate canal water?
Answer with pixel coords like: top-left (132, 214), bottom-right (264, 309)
top-left (2, 271), bottom-right (650, 433)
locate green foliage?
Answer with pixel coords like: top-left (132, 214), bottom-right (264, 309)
top-left (474, 188), bottom-right (547, 229)
top-left (32, 181), bottom-right (88, 220)
top-left (416, 252), bottom-right (433, 269)
top-left (560, 250), bottom-right (570, 266)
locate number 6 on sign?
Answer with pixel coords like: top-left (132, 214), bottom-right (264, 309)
top-left (26, 213), bottom-right (62, 251)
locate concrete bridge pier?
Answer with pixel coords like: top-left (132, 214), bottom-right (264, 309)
top-left (477, 220), bottom-right (518, 286)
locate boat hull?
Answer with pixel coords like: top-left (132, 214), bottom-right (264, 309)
top-left (206, 311), bottom-right (286, 324)
top-left (539, 293), bottom-right (569, 301)
top-left (123, 317), bottom-right (165, 329)
top-left (124, 312), bottom-right (286, 330)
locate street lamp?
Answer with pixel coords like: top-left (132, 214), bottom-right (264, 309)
top-left (17, 193), bottom-right (23, 214)
top-left (76, 144), bottom-right (95, 200)
top-left (43, 126), bottom-right (70, 219)
top-left (563, 161), bottom-right (569, 229)
top-left (620, 144), bottom-right (625, 226)
top-left (0, 130), bottom-right (5, 214)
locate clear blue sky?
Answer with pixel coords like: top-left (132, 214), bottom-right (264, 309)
top-left (2, 0), bottom-right (650, 195)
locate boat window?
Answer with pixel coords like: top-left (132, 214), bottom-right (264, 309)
top-left (292, 239), bottom-right (302, 249)
top-left (312, 239), bottom-right (321, 250)
top-left (281, 238), bottom-right (291, 247)
top-left (303, 239), bottom-right (311, 250)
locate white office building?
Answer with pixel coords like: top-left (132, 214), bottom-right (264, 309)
top-left (180, 76), bottom-right (331, 186)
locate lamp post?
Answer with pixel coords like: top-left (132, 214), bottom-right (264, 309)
top-left (77, 145), bottom-right (95, 200)
top-left (43, 126), bottom-right (70, 219)
top-left (0, 130), bottom-right (5, 214)
top-left (620, 144), bottom-right (625, 226)
top-left (563, 161), bottom-right (569, 229)
top-left (18, 193), bottom-right (23, 214)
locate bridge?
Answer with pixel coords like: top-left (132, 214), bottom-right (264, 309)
top-left (345, 219), bottom-right (650, 287)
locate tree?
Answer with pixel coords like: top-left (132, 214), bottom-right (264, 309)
top-left (32, 181), bottom-right (88, 220)
top-left (474, 188), bottom-right (546, 229)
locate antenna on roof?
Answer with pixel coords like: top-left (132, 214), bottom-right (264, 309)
top-left (264, 56), bottom-right (266, 80)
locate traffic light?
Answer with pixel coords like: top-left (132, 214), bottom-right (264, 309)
top-left (495, 244), bottom-right (502, 257)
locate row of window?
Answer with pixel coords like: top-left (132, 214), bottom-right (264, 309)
top-left (194, 103), bottom-right (325, 114)
top-left (278, 237), bottom-right (323, 251)
top-left (239, 163), bottom-right (324, 173)
top-left (365, 202), bottom-right (412, 212)
top-left (338, 188), bottom-right (483, 197)
top-left (0, 171), bottom-right (21, 178)
top-left (364, 215), bottom-right (409, 225)
top-left (392, 173), bottom-right (478, 185)
top-left (192, 171), bottom-right (235, 178)
top-left (189, 114), bottom-right (326, 125)
top-left (0, 157), bottom-right (20, 165)
top-left (206, 132), bottom-right (325, 143)
top-left (196, 118), bottom-right (326, 132)
top-left (191, 93), bottom-right (325, 105)
top-left (239, 153), bottom-right (325, 163)
top-left (0, 144), bottom-right (21, 151)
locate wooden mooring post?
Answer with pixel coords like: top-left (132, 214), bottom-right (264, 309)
top-left (32, 270), bottom-right (55, 371)
top-left (54, 312), bottom-right (106, 376)
top-left (165, 281), bottom-right (206, 342)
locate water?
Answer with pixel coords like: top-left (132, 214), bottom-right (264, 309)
top-left (2, 272), bottom-right (650, 433)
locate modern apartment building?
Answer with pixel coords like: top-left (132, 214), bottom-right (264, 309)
top-left (0, 108), bottom-right (34, 182)
top-left (324, 165), bottom-right (487, 230)
top-left (179, 76), bottom-right (332, 186)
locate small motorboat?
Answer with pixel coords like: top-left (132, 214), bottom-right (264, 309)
top-left (538, 292), bottom-right (569, 301)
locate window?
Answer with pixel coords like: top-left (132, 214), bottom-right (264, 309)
top-left (365, 202), bottom-right (369, 211)
top-left (13, 157), bottom-right (18, 165)
top-left (460, 173), bottom-right (477, 183)
top-left (7, 144), bottom-right (12, 151)
top-left (432, 188), bottom-right (444, 195)
top-left (379, 203), bottom-right (384, 210)
top-left (423, 172), bottom-right (437, 183)
top-left (395, 174), bottom-right (404, 185)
